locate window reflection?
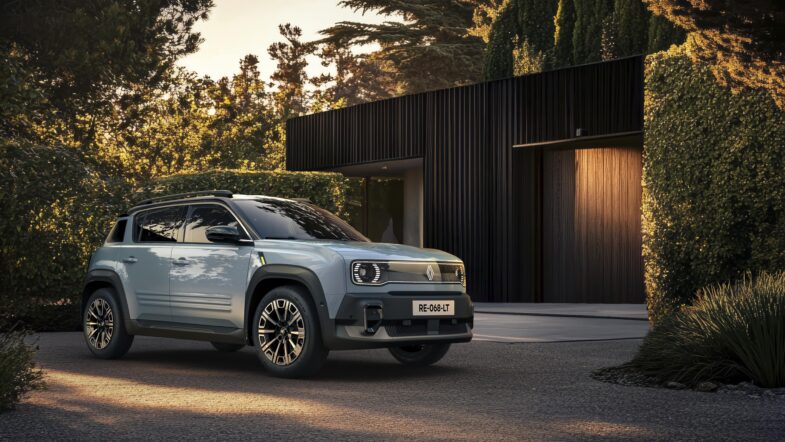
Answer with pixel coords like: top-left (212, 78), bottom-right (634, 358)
top-left (234, 199), bottom-right (368, 241)
top-left (185, 205), bottom-right (246, 243)
top-left (135, 207), bottom-right (185, 242)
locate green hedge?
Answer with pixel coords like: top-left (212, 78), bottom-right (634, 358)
top-left (0, 143), bottom-right (130, 330)
top-left (643, 45), bottom-right (785, 322)
top-left (141, 170), bottom-right (361, 223)
top-left (0, 153), bottom-right (360, 330)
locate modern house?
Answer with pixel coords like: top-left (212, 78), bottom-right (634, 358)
top-left (286, 56), bottom-right (645, 304)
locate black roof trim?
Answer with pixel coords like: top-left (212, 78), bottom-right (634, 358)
top-left (134, 190), bottom-right (233, 206)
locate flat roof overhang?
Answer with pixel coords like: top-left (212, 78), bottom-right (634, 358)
top-left (331, 158), bottom-right (423, 177)
top-left (513, 130), bottom-right (643, 151)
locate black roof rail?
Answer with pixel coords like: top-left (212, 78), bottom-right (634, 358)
top-left (134, 190), bottom-right (234, 207)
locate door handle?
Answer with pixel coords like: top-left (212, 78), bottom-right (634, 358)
top-left (173, 257), bottom-right (190, 266)
top-left (122, 257), bottom-right (138, 264)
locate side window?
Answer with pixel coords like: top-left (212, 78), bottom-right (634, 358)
top-left (106, 219), bottom-right (128, 243)
top-left (184, 205), bottom-right (248, 244)
top-left (134, 206), bottom-right (185, 243)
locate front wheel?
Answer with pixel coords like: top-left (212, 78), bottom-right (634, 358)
top-left (253, 285), bottom-right (328, 378)
top-left (83, 288), bottom-right (134, 359)
top-left (389, 343), bottom-right (451, 367)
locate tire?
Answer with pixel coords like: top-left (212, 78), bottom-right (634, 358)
top-left (252, 285), bottom-right (328, 378)
top-left (211, 342), bottom-right (245, 352)
top-left (389, 343), bottom-right (451, 367)
top-left (83, 288), bottom-right (134, 359)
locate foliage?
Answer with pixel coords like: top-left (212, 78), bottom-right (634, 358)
top-left (628, 271), bottom-right (785, 388)
top-left (483, 0), bottom-right (685, 80)
top-left (268, 24), bottom-right (313, 120)
top-left (0, 143), bottom-right (130, 327)
top-left (0, 0), bottom-right (214, 145)
top-left (645, 0), bottom-right (785, 108)
top-left (468, 0), bottom-right (508, 44)
top-left (642, 45), bottom-right (785, 322)
top-left (553, 0), bottom-right (576, 66)
top-left (0, 325), bottom-right (44, 412)
top-left (141, 170), bottom-right (360, 221)
top-left (319, 0), bottom-right (488, 94)
top-left (310, 43), bottom-right (397, 108)
top-left (99, 57), bottom-right (284, 181)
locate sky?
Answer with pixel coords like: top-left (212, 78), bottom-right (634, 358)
top-left (177, 0), bottom-right (388, 81)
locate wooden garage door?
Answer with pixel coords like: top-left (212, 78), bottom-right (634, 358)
top-left (542, 147), bottom-right (644, 303)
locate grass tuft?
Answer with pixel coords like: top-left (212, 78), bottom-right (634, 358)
top-left (628, 271), bottom-right (785, 388)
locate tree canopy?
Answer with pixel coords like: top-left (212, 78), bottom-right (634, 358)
top-left (483, 0), bottom-right (685, 79)
top-left (319, 0), bottom-right (488, 94)
top-left (645, 0), bottom-right (785, 108)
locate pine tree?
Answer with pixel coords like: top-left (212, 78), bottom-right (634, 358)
top-left (553, 0), bottom-right (576, 68)
top-left (319, 0), bottom-right (487, 93)
top-left (614, 0), bottom-right (648, 56)
top-left (268, 24), bottom-right (314, 120)
top-left (483, 3), bottom-right (518, 80)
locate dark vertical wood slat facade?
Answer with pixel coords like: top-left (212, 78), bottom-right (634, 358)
top-left (286, 57), bottom-right (645, 302)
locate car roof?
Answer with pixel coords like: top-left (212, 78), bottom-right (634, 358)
top-left (126, 191), bottom-right (309, 214)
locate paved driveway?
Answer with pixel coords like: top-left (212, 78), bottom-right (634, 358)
top-left (1, 333), bottom-right (782, 441)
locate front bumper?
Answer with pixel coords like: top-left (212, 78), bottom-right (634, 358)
top-left (323, 292), bottom-right (474, 350)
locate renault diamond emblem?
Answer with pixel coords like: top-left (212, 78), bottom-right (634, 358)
top-left (426, 264), bottom-right (435, 281)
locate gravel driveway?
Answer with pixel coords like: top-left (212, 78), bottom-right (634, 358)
top-left (1, 333), bottom-right (782, 441)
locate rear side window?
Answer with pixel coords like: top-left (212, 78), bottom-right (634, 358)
top-left (184, 205), bottom-right (248, 243)
top-left (106, 219), bottom-right (127, 243)
top-left (134, 206), bottom-right (186, 242)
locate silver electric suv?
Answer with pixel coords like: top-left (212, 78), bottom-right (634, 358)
top-left (82, 190), bottom-right (474, 377)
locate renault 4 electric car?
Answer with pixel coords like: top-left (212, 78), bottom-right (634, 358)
top-left (82, 190), bottom-right (474, 377)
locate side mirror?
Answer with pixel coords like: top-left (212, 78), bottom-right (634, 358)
top-left (205, 225), bottom-right (241, 244)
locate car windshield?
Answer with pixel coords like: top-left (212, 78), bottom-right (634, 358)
top-left (234, 199), bottom-right (369, 242)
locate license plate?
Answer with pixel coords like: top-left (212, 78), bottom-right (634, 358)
top-left (412, 300), bottom-right (455, 316)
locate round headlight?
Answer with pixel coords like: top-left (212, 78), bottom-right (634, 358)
top-left (352, 262), bottom-right (383, 284)
top-left (455, 266), bottom-right (465, 286)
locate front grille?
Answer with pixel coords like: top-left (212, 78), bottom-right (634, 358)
top-left (385, 319), bottom-right (469, 337)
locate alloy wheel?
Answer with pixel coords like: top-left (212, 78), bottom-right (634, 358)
top-left (257, 299), bottom-right (306, 365)
top-left (85, 298), bottom-right (114, 350)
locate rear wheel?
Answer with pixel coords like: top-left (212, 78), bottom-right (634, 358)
top-left (211, 342), bottom-right (245, 352)
top-left (83, 288), bottom-right (134, 359)
top-left (389, 343), bottom-right (451, 367)
top-left (253, 285), bottom-right (328, 378)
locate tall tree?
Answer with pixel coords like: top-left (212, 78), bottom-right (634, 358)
top-left (311, 43), bottom-right (397, 108)
top-left (319, 0), bottom-right (487, 94)
top-left (0, 0), bottom-right (214, 146)
top-left (483, 0), bottom-right (686, 79)
top-left (614, 0), bottom-right (648, 56)
top-left (645, 0), bottom-right (785, 108)
top-left (553, 0), bottom-right (576, 67)
top-left (268, 24), bottom-right (313, 120)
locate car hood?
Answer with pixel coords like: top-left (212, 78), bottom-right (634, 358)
top-left (303, 240), bottom-right (461, 262)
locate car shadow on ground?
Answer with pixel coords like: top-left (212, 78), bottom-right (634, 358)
top-left (65, 346), bottom-right (469, 384)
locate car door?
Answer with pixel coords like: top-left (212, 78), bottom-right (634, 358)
top-left (117, 205), bottom-right (186, 322)
top-left (169, 203), bottom-right (253, 329)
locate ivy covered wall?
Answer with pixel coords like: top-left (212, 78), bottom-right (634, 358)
top-left (643, 44), bottom-right (785, 322)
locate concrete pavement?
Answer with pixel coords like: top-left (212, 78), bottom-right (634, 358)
top-left (472, 312), bottom-right (649, 343)
top-left (473, 303), bottom-right (648, 320)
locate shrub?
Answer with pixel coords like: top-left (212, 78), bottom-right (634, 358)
top-left (643, 44), bottom-right (785, 322)
top-left (141, 169), bottom-right (362, 223)
top-left (0, 325), bottom-right (44, 411)
top-left (0, 143), bottom-right (130, 330)
top-left (628, 271), bottom-right (785, 388)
